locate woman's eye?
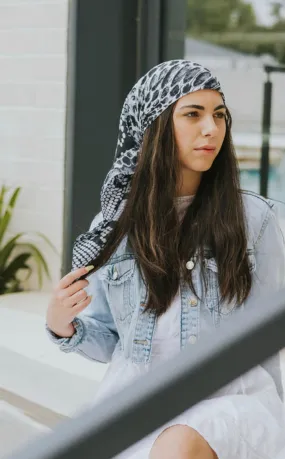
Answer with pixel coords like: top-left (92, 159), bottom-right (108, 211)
top-left (215, 112), bottom-right (226, 119)
top-left (186, 111), bottom-right (199, 118)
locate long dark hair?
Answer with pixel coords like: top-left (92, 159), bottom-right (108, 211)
top-left (91, 103), bottom-right (252, 316)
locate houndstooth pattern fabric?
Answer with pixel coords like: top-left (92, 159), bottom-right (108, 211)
top-left (72, 59), bottom-right (225, 269)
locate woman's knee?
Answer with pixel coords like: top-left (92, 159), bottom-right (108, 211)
top-left (149, 425), bottom-right (217, 459)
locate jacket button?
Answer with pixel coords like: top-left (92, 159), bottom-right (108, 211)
top-left (186, 260), bottom-right (195, 270)
top-left (189, 298), bottom-right (198, 307)
top-left (188, 335), bottom-right (197, 344)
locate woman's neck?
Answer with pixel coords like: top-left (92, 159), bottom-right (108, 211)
top-left (177, 169), bottom-right (202, 197)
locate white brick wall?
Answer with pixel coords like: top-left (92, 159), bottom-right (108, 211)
top-left (0, 0), bottom-right (69, 292)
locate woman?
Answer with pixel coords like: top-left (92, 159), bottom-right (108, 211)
top-left (46, 60), bottom-right (285, 458)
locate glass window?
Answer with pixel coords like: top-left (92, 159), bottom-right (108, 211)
top-left (185, 0), bottom-right (285, 201)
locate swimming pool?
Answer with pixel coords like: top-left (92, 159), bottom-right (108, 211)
top-left (240, 168), bottom-right (285, 203)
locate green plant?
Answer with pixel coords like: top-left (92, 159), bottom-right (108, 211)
top-left (0, 185), bottom-right (57, 294)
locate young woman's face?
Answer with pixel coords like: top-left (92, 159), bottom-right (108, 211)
top-left (173, 89), bottom-right (227, 176)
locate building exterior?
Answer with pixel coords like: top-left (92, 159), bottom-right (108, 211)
top-left (0, 0), bottom-right (69, 290)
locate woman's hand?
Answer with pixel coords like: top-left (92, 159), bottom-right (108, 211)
top-left (46, 266), bottom-right (94, 338)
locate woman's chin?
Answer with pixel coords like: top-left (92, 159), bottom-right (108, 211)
top-left (185, 159), bottom-right (215, 173)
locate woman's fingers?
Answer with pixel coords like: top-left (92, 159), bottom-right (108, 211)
top-left (63, 288), bottom-right (89, 308)
top-left (72, 295), bottom-right (93, 316)
top-left (64, 279), bottom-right (89, 298)
top-left (58, 266), bottom-right (94, 290)
top-left (47, 267), bottom-right (94, 337)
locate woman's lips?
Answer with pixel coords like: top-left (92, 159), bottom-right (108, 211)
top-left (194, 146), bottom-right (216, 154)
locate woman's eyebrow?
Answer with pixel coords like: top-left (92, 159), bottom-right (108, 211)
top-left (179, 104), bottom-right (204, 111)
top-left (214, 104), bottom-right (226, 111)
top-left (178, 104), bottom-right (226, 111)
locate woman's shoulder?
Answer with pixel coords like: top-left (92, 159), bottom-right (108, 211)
top-left (240, 190), bottom-right (279, 247)
top-left (241, 190), bottom-right (273, 214)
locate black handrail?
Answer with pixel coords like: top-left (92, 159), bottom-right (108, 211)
top-left (260, 65), bottom-right (285, 197)
top-left (7, 287), bottom-right (285, 459)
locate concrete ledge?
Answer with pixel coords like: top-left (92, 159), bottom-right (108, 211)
top-left (0, 292), bottom-right (107, 417)
top-left (0, 388), bottom-right (66, 428)
top-left (0, 401), bottom-right (49, 459)
top-left (0, 347), bottom-right (99, 417)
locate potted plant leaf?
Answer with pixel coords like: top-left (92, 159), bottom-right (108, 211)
top-left (0, 185), bottom-right (57, 295)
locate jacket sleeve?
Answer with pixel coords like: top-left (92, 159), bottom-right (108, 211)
top-left (249, 203), bottom-right (285, 299)
top-left (46, 268), bottom-right (119, 363)
top-left (246, 203), bottom-right (285, 399)
top-left (46, 212), bottom-right (119, 363)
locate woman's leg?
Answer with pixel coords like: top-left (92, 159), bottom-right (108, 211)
top-left (149, 425), bottom-right (218, 459)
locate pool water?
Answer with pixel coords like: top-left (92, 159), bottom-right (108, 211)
top-left (240, 168), bottom-right (285, 203)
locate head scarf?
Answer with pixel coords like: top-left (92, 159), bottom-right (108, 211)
top-left (72, 59), bottom-right (225, 269)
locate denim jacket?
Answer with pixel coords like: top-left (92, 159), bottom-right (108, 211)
top-left (48, 191), bottom-right (285, 395)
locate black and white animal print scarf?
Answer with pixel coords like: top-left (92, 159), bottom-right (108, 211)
top-left (72, 59), bottom-right (225, 269)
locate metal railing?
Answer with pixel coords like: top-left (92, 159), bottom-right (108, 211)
top-left (260, 64), bottom-right (285, 197)
top-left (7, 287), bottom-right (285, 459)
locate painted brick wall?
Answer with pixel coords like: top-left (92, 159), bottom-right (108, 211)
top-left (0, 0), bottom-right (69, 291)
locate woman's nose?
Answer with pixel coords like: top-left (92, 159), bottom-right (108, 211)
top-left (201, 116), bottom-right (219, 137)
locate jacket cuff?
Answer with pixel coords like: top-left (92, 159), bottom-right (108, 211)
top-left (45, 318), bottom-right (85, 353)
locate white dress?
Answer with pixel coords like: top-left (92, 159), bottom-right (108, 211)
top-left (90, 299), bottom-right (285, 459)
top-left (87, 197), bottom-right (285, 459)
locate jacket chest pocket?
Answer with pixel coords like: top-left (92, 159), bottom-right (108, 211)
top-left (204, 252), bottom-right (256, 316)
top-left (100, 259), bottom-right (136, 322)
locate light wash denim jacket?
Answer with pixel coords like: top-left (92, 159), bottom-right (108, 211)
top-left (48, 191), bottom-right (285, 395)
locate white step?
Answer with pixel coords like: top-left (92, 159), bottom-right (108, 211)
top-left (0, 347), bottom-right (100, 417)
top-left (0, 401), bottom-right (48, 459)
top-left (0, 293), bottom-right (108, 417)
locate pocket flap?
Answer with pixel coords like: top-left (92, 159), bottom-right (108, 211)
top-left (100, 259), bottom-right (135, 285)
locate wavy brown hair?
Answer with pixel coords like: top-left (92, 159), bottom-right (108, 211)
top-left (89, 103), bottom-right (252, 316)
